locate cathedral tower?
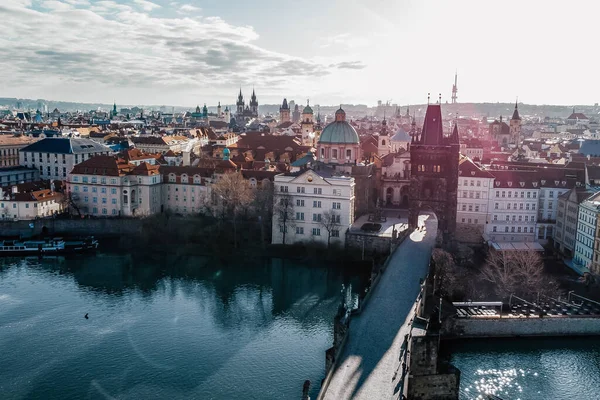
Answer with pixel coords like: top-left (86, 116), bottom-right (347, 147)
top-left (280, 98), bottom-right (290, 123)
top-left (236, 89), bottom-right (244, 116)
top-left (250, 89), bottom-right (258, 117)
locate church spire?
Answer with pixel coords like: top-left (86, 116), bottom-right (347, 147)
top-left (511, 99), bottom-right (521, 121)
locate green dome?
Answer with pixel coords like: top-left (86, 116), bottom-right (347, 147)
top-left (303, 105), bottom-right (313, 114)
top-left (319, 121), bottom-right (359, 144)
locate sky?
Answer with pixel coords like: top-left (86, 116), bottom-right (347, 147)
top-left (1, 0), bottom-right (598, 108)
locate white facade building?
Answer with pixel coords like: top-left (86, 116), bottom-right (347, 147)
top-left (457, 157), bottom-right (494, 229)
top-left (20, 138), bottom-right (111, 181)
top-left (484, 171), bottom-right (539, 244)
top-left (574, 192), bottom-right (600, 269)
top-left (271, 168), bottom-right (355, 247)
top-left (1, 185), bottom-right (64, 220)
top-left (67, 156), bottom-right (162, 217)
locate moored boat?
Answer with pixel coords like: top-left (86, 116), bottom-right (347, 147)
top-left (0, 238), bottom-right (65, 255)
top-left (0, 236), bottom-right (99, 256)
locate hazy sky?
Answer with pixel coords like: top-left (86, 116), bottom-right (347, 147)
top-left (1, 0), bottom-right (598, 107)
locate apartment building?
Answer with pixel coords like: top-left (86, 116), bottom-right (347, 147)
top-left (271, 168), bottom-right (355, 247)
top-left (20, 138), bottom-right (111, 180)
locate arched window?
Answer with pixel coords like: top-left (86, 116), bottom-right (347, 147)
top-left (181, 174), bottom-right (188, 184)
top-left (382, 140), bottom-right (386, 146)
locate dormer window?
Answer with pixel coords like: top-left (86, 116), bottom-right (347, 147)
top-left (533, 182), bottom-right (538, 188)
top-left (508, 181), bottom-right (513, 187)
top-left (541, 180), bottom-right (546, 185)
top-left (520, 182), bottom-right (525, 187)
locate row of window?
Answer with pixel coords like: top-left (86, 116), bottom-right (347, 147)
top-left (492, 226), bottom-right (535, 233)
top-left (495, 190), bottom-right (537, 199)
top-left (73, 186), bottom-right (117, 194)
top-left (319, 148), bottom-right (352, 160)
top-left (493, 214), bottom-right (536, 223)
top-left (461, 204), bottom-right (481, 212)
top-left (494, 202), bottom-right (536, 211)
top-left (461, 191), bottom-right (483, 199)
top-left (416, 165), bottom-right (442, 172)
top-left (460, 180), bottom-right (485, 187)
top-left (283, 226), bottom-right (341, 237)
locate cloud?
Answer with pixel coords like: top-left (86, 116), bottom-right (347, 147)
top-left (132, 0), bottom-right (160, 11)
top-left (40, 0), bottom-right (73, 11)
top-left (180, 4), bottom-right (201, 12)
top-left (0, 1), bottom-right (364, 104)
top-left (332, 61), bottom-right (367, 70)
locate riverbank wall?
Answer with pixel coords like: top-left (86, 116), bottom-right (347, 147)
top-left (0, 218), bottom-right (142, 238)
top-left (442, 316), bottom-right (600, 338)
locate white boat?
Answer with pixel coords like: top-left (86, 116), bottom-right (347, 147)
top-left (0, 238), bottom-right (65, 255)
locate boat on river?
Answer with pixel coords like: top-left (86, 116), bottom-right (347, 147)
top-left (0, 236), bottom-right (98, 256)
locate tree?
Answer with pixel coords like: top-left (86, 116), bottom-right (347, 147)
top-left (480, 249), bottom-right (559, 299)
top-left (273, 193), bottom-right (295, 245)
top-left (319, 210), bottom-right (341, 248)
top-left (209, 172), bottom-right (255, 248)
top-left (253, 180), bottom-right (274, 247)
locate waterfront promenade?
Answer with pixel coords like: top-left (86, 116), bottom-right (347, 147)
top-left (322, 212), bottom-right (438, 400)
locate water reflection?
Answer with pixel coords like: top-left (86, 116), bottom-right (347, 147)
top-left (0, 253), bottom-right (368, 400)
top-left (445, 337), bottom-right (600, 400)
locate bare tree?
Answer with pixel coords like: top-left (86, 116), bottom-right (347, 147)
top-left (62, 192), bottom-right (82, 218)
top-left (431, 248), bottom-right (460, 298)
top-left (209, 172), bottom-right (255, 248)
top-left (319, 210), bottom-right (341, 248)
top-left (480, 250), bottom-right (559, 299)
top-left (273, 193), bottom-right (295, 245)
top-left (253, 180), bottom-right (274, 246)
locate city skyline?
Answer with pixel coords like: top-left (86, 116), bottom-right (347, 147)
top-left (2, 0), bottom-right (599, 106)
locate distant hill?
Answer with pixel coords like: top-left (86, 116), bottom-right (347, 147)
top-left (1, 97), bottom-right (598, 120)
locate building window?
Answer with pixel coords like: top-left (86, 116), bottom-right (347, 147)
top-left (332, 202), bottom-right (341, 210)
top-left (102, 198), bottom-right (107, 204)
top-left (312, 228), bottom-right (321, 236)
top-left (313, 213), bottom-right (322, 222)
top-left (493, 226), bottom-right (497, 232)
top-left (111, 188), bottom-right (117, 194)
top-left (297, 186), bottom-right (305, 193)
top-left (84, 196), bottom-right (88, 202)
top-left (101, 188), bottom-right (106, 194)
top-left (495, 203), bottom-right (499, 209)
top-left (112, 199), bottom-right (116, 204)
top-left (346, 149), bottom-right (351, 159)
top-left (93, 197), bottom-right (97, 203)
top-left (462, 204), bottom-right (466, 211)
top-left (475, 205), bottom-right (480, 212)
top-left (296, 199), bottom-right (305, 207)
top-left (332, 230), bottom-right (340, 237)
top-left (332, 149), bottom-right (338, 159)
top-left (313, 201), bottom-right (322, 208)
top-left (314, 188), bottom-right (322, 194)
top-left (296, 227), bottom-right (304, 235)
top-left (296, 212), bottom-right (304, 220)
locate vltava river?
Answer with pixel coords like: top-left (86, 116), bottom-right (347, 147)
top-left (0, 253), bottom-right (368, 400)
top-left (446, 337), bottom-right (600, 400)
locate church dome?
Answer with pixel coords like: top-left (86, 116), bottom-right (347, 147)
top-left (303, 104), bottom-right (313, 114)
top-left (318, 107), bottom-right (359, 144)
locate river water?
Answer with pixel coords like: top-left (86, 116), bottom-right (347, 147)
top-left (445, 337), bottom-right (600, 400)
top-left (0, 252), bottom-right (368, 400)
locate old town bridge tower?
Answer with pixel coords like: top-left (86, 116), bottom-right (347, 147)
top-left (408, 103), bottom-right (460, 240)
